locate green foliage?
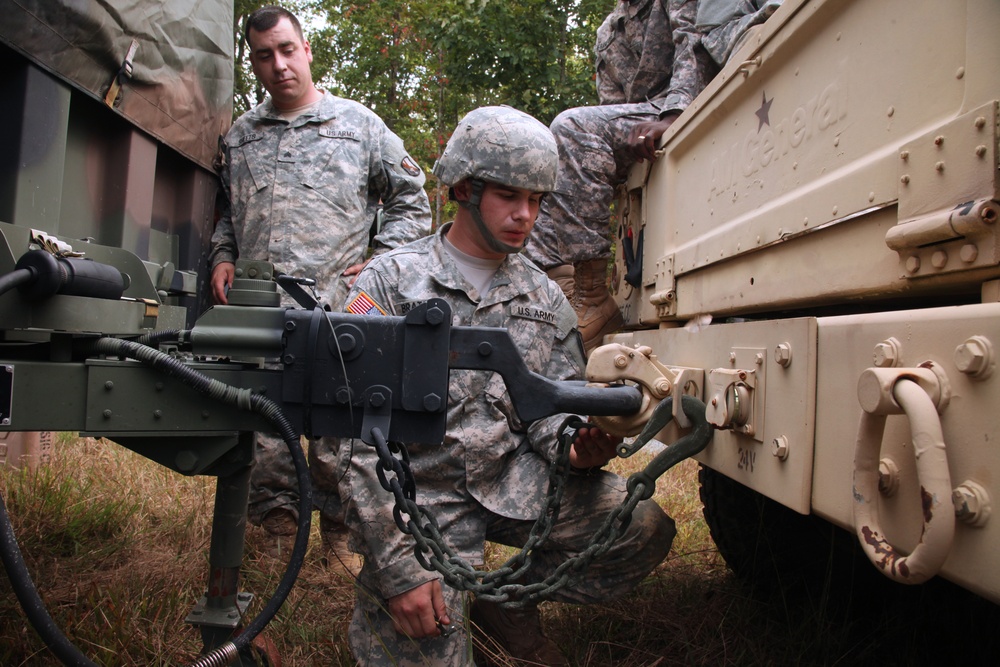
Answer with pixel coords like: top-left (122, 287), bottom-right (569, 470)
top-left (428, 0), bottom-right (608, 125)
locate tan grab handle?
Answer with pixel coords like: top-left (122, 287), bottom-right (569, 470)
top-left (853, 374), bottom-right (955, 584)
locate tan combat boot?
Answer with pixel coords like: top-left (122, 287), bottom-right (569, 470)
top-left (320, 516), bottom-right (362, 577)
top-left (470, 598), bottom-right (569, 666)
top-left (574, 257), bottom-right (624, 354)
top-left (260, 507), bottom-right (298, 558)
top-left (545, 264), bottom-right (575, 303)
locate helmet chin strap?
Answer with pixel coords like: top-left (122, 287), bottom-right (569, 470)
top-left (460, 179), bottom-right (525, 255)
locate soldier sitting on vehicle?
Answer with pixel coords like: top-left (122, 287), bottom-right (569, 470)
top-left (524, 0), bottom-right (782, 354)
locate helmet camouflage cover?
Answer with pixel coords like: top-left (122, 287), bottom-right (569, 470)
top-left (433, 106), bottom-right (558, 193)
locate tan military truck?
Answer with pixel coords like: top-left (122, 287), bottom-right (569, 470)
top-left (599, 0), bottom-right (1000, 605)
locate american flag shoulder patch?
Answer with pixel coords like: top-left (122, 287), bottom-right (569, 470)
top-left (346, 291), bottom-right (387, 316)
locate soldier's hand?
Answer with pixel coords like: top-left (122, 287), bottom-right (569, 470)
top-left (387, 579), bottom-right (451, 639)
top-left (210, 262), bottom-right (235, 305)
top-left (342, 258), bottom-right (372, 288)
top-left (628, 113), bottom-right (680, 162)
top-left (569, 425), bottom-right (620, 469)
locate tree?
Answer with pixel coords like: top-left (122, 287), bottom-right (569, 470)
top-left (429, 0), bottom-right (608, 125)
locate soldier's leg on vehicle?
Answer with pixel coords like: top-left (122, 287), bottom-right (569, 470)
top-left (348, 565), bottom-right (473, 666)
top-left (525, 102), bottom-right (660, 351)
top-left (526, 101), bottom-right (661, 269)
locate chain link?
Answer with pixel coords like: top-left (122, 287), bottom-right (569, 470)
top-left (369, 395), bottom-right (711, 606)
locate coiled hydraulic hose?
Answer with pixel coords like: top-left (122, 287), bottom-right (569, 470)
top-left (0, 329), bottom-right (312, 666)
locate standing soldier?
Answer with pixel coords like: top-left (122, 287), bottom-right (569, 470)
top-left (208, 5), bottom-right (431, 569)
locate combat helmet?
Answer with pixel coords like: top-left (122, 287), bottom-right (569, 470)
top-left (433, 106), bottom-right (558, 253)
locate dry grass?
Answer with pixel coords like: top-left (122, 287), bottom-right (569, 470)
top-left (1, 436), bottom-right (997, 666)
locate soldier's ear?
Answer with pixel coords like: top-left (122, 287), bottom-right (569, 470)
top-left (452, 180), bottom-right (470, 202)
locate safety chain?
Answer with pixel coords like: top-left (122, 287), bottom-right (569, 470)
top-left (370, 395), bottom-right (712, 607)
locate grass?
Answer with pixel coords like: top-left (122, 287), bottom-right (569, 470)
top-left (1, 435), bottom-right (997, 666)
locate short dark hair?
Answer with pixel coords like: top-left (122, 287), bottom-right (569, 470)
top-left (245, 5), bottom-right (304, 47)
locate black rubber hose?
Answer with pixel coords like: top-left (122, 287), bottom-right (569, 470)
top-left (0, 494), bottom-right (99, 667)
top-left (0, 268), bottom-right (34, 297)
top-left (135, 329), bottom-right (182, 347)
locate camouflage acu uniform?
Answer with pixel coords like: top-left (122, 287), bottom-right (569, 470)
top-left (209, 91), bottom-right (431, 526)
top-left (698, 0), bottom-right (783, 66)
top-left (340, 225), bottom-right (675, 665)
top-left (525, 0), bottom-right (711, 268)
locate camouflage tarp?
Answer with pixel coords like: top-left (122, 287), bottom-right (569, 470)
top-left (0, 0), bottom-right (233, 171)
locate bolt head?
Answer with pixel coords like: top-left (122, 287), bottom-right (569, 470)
top-left (873, 342), bottom-right (897, 368)
top-left (878, 458), bottom-right (900, 496)
top-left (954, 339), bottom-right (987, 375)
top-left (338, 333), bottom-right (357, 353)
top-left (771, 436), bottom-right (789, 461)
top-left (774, 343), bottom-right (792, 367)
top-left (960, 244), bottom-right (979, 263)
top-left (426, 306), bottom-right (445, 325)
top-left (952, 487), bottom-right (974, 517)
top-left (423, 393), bottom-right (442, 411)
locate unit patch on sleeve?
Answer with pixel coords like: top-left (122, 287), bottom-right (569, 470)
top-left (401, 155), bottom-right (423, 177)
top-left (346, 291), bottom-right (387, 316)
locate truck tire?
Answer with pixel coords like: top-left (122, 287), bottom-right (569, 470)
top-left (697, 464), bottom-right (879, 602)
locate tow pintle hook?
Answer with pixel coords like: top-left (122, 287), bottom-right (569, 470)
top-left (585, 343), bottom-right (679, 437)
